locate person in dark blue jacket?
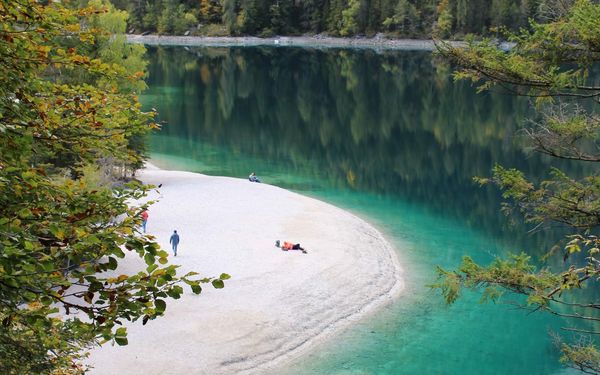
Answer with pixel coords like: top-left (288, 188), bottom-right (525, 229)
top-left (169, 230), bottom-right (180, 256)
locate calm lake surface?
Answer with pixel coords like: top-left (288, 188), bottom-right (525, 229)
top-left (142, 46), bottom-right (588, 374)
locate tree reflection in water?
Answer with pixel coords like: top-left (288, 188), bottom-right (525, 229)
top-left (143, 46), bottom-right (591, 257)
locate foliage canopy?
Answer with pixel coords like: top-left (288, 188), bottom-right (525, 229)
top-left (0, 1), bottom-right (227, 373)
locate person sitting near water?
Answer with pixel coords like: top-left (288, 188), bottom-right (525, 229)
top-left (249, 172), bottom-right (261, 183)
top-left (275, 240), bottom-right (307, 254)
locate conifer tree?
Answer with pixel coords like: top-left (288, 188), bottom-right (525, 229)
top-left (340, 0), bottom-right (362, 35)
top-left (434, 1), bottom-right (600, 372)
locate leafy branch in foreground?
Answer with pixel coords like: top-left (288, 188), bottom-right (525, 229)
top-left (433, 235), bottom-right (600, 374)
top-left (433, 235), bottom-right (598, 312)
top-left (0, 1), bottom-right (228, 373)
top-left (434, 0), bottom-right (600, 373)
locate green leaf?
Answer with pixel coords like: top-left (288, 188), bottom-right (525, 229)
top-left (49, 224), bottom-right (65, 240)
top-left (107, 257), bottom-right (118, 270)
top-left (154, 299), bottom-right (166, 313)
top-left (211, 279), bottom-right (225, 289)
top-left (87, 235), bottom-right (101, 244)
top-left (143, 253), bottom-right (154, 266)
top-left (190, 284), bottom-right (202, 294)
top-left (166, 286), bottom-right (183, 299)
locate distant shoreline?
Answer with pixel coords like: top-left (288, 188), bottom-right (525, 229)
top-left (127, 34), bottom-right (466, 51)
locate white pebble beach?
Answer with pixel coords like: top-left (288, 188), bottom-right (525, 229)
top-left (87, 164), bottom-right (404, 374)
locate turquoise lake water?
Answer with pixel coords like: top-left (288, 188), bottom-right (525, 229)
top-left (141, 46), bottom-right (589, 374)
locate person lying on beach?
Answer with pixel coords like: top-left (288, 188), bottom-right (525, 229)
top-left (275, 240), bottom-right (307, 253)
top-left (249, 172), bottom-right (261, 183)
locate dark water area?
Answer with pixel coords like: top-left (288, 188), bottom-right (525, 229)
top-left (142, 46), bottom-right (593, 374)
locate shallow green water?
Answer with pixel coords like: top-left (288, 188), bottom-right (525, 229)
top-left (142, 46), bottom-right (588, 374)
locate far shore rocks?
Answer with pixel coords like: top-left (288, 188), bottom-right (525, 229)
top-left (126, 34), bottom-right (468, 51)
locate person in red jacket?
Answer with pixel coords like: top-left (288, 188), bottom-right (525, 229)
top-left (275, 240), bottom-right (307, 253)
top-left (141, 210), bottom-right (149, 233)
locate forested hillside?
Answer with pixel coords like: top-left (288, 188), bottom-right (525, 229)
top-left (112, 0), bottom-right (555, 38)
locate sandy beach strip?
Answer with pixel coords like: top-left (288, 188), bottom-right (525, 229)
top-left (87, 165), bottom-right (404, 374)
top-left (126, 34), bottom-right (469, 51)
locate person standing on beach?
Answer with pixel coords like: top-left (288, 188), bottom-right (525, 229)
top-left (169, 230), bottom-right (180, 256)
top-left (141, 210), bottom-right (149, 233)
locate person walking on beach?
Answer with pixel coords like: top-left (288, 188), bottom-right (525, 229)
top-left (170, 230), bottom-right (180, 256)
top-left (141, 210), bottom-right (149, 233)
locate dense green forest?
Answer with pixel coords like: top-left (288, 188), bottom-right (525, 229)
top-left (112, 0), bottom-right (554, 38)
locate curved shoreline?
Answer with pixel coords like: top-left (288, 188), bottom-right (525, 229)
top-left (250, 214), bottom-right (404, 375)
top-left (127, 34), bottom-right (465, 51)
top-left (88, 165), bottom-right (404, 374)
